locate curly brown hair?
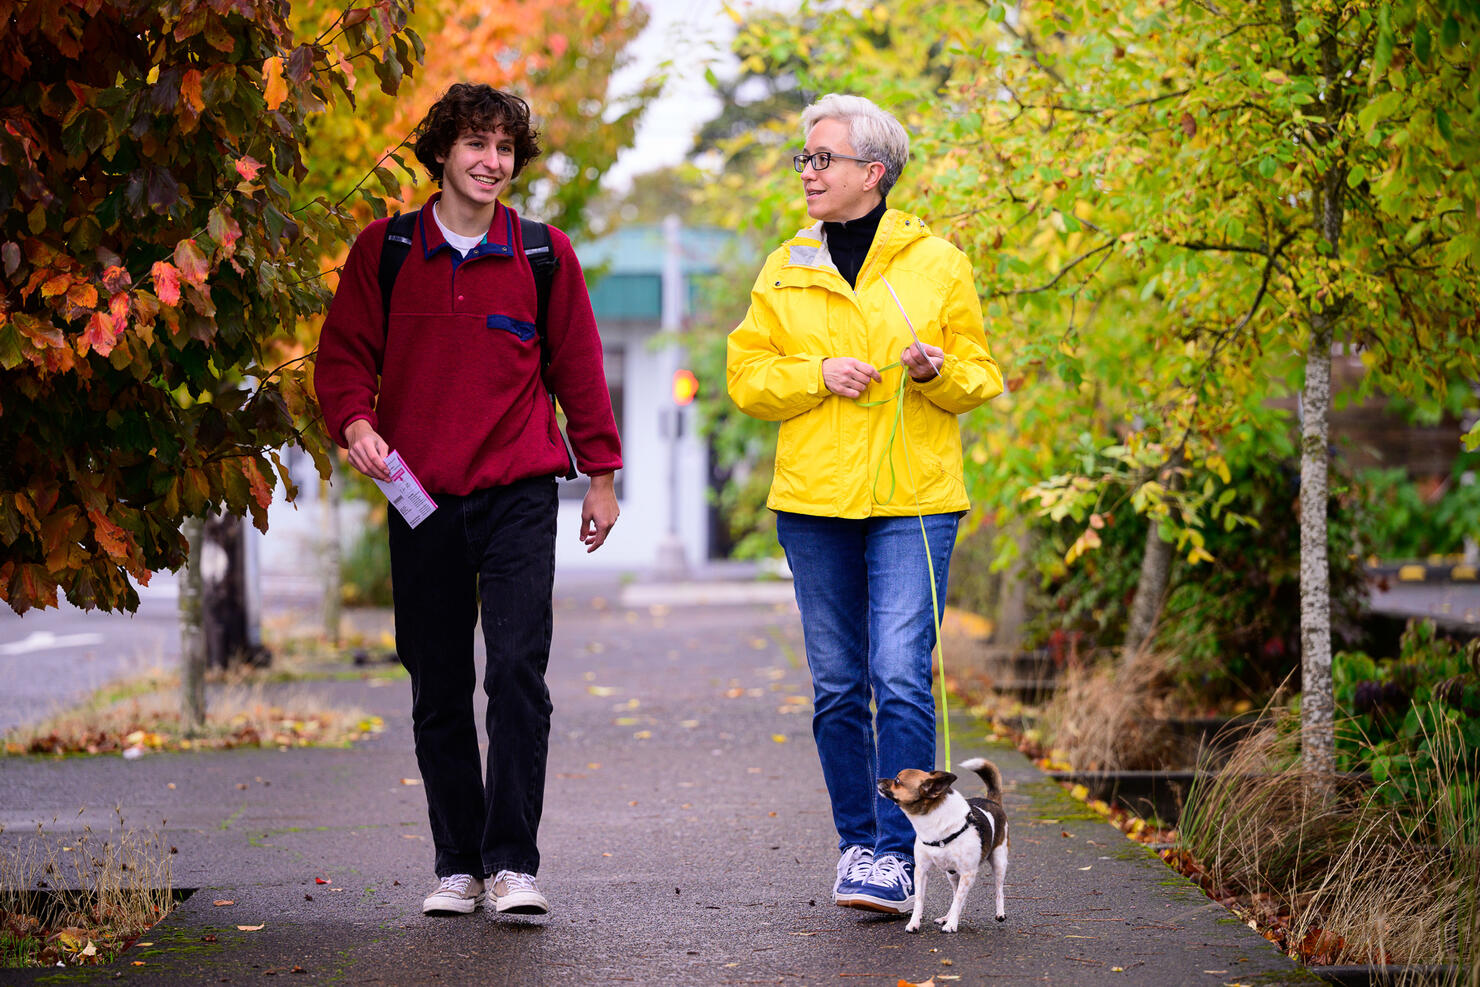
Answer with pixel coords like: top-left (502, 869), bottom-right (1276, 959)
top-left (413, 83), bottom-right (542, 183)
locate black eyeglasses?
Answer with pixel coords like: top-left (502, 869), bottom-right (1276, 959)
top-left (792, 151), bottom-right (875, 173)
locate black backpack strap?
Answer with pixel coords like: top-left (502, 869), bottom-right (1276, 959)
top-left (519, 217), bottom-right (559, 366)
top-left (519, 217), bottom-right (577, 481)
top-left (377, 210), bottom-right (418, 332)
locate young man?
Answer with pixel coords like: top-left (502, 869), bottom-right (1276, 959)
top-left (314, 84), bottom-right (621, 917)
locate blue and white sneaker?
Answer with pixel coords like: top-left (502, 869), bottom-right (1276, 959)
top-left (837, 853), bottom-right (915, 914)
top-left (833, 845), bottom-right (875, 903)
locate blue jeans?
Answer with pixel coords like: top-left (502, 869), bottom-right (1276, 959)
top-left (776, 510), bottom-right (959, 858)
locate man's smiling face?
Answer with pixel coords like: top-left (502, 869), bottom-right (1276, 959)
top-left (437, 126), bottom-right (515, 214)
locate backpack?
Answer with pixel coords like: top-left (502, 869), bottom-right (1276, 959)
top-left (377, 209), bottom-right (577, 480)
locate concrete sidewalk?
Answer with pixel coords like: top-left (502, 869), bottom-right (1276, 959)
top-left (0, 579), bottom-right (1317, 985)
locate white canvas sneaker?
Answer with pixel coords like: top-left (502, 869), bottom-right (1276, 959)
top-left (422, 873), bottom-right (485, 914)
top-left (490, 870), bottom-right (549, 915)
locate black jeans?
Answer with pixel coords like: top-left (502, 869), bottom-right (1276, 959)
top-left (387, 476), bottom-right (557, 879)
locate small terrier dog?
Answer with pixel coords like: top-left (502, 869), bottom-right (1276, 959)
top-left (877, 757), bottom-right (1008, 933)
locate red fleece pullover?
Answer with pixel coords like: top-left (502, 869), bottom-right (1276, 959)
top-left (314, 196), bottom-right (622, 496)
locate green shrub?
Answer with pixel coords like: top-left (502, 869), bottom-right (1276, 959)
top-left (1334, 620), bottom-right (1480, 827)
top-left (1025, 454), bottom-right (1367, 702)
top-left (1349, 455), bottom-right (1480, 560)
top-left (340, 510), bottom-right (392, 608)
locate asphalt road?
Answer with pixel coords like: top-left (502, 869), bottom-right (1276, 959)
top-left (0, 580), bottom-right (1314, 985)
top-left (0, 574), bottom-right (181, 736)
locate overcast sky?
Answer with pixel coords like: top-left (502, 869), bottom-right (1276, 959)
top-left (604, 0), bottom-right (790, 189)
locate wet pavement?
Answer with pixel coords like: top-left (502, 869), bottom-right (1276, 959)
top-left (0, 577), bottom-right (1317, 985)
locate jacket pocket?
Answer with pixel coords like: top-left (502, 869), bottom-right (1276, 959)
top-left (487, 313), bottom-right (537, 341)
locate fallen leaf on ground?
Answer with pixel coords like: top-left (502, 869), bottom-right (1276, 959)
top-left (399, 778), bottom-right (420, 786)
top-left (213, 900), bottom-right (234, 907)
top-left (899, 979), bottom-right (935, 987)
top-left (771, 734), bottom-right (788, 743)
top-left (315, 877), bottom-right (328, 884)
top-left (237, 924), bottom-right (265, 932)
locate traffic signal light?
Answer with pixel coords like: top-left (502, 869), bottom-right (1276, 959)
top-left (672, 368), bottom-right (699, 406)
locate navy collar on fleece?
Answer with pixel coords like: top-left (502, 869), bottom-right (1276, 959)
top-left (416, 193), bottom-right (516, 266)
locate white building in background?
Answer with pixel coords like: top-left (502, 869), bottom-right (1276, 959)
top-left (554, 217), bottom-right (737, 572)
top-left (259, 218), bottom-right (741, 583)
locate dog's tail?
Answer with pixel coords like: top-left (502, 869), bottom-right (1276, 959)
top-left (958, 757), bottom-right (1003, 799)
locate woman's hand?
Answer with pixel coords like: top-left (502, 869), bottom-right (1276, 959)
top-left (901, 341), bottom-right (944, 382)
top-left (344, 419), bottom-right (392, 481)
top-left (822, 357), bottom-right (882, 398)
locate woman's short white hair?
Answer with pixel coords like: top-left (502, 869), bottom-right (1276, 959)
top-left (800, 93), bottom-right (910, 198)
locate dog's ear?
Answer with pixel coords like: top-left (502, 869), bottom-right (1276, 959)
top-left (924, 772), bottom-right (957, 797)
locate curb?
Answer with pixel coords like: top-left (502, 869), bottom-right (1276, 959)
top-left (1367, 560), bottom-right (1479, 583)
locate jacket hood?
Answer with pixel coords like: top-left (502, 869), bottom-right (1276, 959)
top-left (780, 210), bottom-right (933, 281)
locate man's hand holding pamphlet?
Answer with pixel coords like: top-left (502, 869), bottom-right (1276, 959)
top-left (373, 450), bottom-right (437, 528)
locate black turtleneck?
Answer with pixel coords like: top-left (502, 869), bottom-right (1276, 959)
top-left (823, 198), bottom-right (887, 288)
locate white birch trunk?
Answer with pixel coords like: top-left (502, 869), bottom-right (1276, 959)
top-left (1294, 14), bottom-right (1348, 779)
top-left (1298, 143), bottom-right (1346, 778)
top-left (1299, 318), bottom-right (1335, 777)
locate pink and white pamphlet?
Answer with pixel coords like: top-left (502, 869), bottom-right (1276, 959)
top-left (374, 450), bottom-right (437, 528)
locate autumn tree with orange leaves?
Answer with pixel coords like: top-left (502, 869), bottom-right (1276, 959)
top-left (0, 0), bottom-right (424, 614)
top-left (297, 0), bottom-right (656, 237)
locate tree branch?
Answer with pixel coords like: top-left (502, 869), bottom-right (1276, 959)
top-left (1009, 240), bottom-right (1116, 295)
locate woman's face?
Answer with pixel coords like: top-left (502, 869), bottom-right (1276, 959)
top-left (800, 117), bottom-right (882, 223)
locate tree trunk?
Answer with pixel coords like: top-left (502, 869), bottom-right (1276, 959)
top-left (994, 525), bottom-right (1032, 650)
top-left (1124, 456), bottom-right (1183, 658)
top-left (1297, 15), bottom-right (1348, 779)
top-left (322, 463), bottom-right (342, 646)
top-left (1299, 316), bottom-right (1335, 777)
top-left (1299, 157), bottom-right (1347, 779)
top-left (179, 516), bottom-right (207, 734)
top-left (200, 513), bottom-right (268, 669)
top-left (1124, 519), bottom-right (1174, 658)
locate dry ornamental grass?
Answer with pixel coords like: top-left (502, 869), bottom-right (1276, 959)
top-left (3, 674), bottom-right (384, 757)
top-left (0, 808), bottom-right (173, 968)
top-left (1177, 707), bottom-right (1479, 978)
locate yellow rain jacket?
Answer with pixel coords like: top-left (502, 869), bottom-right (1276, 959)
top-left (727, 209), bottom-right (1003, 519)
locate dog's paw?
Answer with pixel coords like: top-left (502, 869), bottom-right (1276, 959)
top-left (938, 921), bottom-right (959, 933)
top-left (904, 920), bottom-right (921, 933)
top-left (995, 913), bottom-right (1006, 923)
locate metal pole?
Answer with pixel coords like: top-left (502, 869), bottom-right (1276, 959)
top-left (655, 214), bottom-right (688, 578)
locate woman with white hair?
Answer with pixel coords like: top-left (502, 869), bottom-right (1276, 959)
top-left (727, 94), bottom-right (1003, 914)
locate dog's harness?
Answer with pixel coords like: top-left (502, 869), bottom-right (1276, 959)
top-left (922, 816), bottom-right (972, 848)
